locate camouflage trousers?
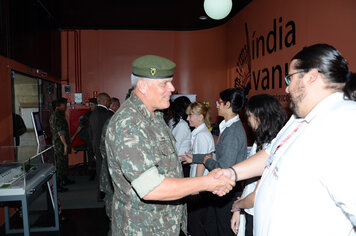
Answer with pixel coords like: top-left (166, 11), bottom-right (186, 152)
top-left (104, 191), bottom-right (113, 221)
top-left (54, 143), bottom-right (69, 182)
top-left (100, 159), bottom-right (113, 220)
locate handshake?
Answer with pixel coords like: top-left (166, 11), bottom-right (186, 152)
top-left (179, 153), bottom-right (237, 196)
top-left (205, 168), bottom-right (237, 196)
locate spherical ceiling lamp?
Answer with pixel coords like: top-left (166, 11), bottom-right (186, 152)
top-left (204, 0), bottom-right (233, 20)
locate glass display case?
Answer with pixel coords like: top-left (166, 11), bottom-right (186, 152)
top-left (0, 145), bottom-right (56, 195)
top-left (0, 145), bottom-right (59, 236)
top-left (0, 162), bottom-right (26, 195)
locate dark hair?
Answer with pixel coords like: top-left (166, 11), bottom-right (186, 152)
top-left (89, 98), bottom-right (97, 104)
top-left (171, 96), bottom-right (191, 128)
top-left (246, 94), bottom-right (287, 151)
top-left (55, 97), bottom-right (67, 107)
top-left (125, 87), bottom-right (134, 100)
top-left (97, 92), bottom-right (110, 104)
top-left (111, 97), bottom-right (119, 103)
top-left (344, 72), bottom-right (356, 100)
top-left (219, 88), bottom-right (247, 114)
top-left (292, 43), bottom-right (356, 100)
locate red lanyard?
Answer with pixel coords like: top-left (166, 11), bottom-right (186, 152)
top-left (274, 120), bottom-right (306, 154)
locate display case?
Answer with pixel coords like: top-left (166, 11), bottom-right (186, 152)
top-left (0, 162), bottom-right (26, 195)
top-left (0, 145), bottom-right (59, 236)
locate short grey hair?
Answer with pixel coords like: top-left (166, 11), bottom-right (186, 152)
top-left (131, 74), bottom-right (151, 88)
top-left (131, 74), bottom-right (140, 88)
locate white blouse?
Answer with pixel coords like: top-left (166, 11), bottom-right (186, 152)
top-left (170, 118), bottom-right (191, 156)
top-left (189, 123), bottom-right (215, 177)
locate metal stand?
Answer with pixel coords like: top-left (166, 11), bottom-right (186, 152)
top-left (1, 172), bottom-right (59, 236)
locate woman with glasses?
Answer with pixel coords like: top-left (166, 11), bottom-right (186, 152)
top-left (181, 88), bottom-right (247, 236)
top-left (230, 94), bottom-right (287, 236)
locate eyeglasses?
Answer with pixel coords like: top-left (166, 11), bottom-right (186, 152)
top-left (285, 68), bottom-right (322, 86)
top-left (216, 100), bottom-right (227, 107)
top-left (284, 70), bottom-right (307, 86)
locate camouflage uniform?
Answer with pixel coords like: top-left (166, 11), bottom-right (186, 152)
top-left (106, 93), bottom-right (187, 236)
top-left (100, 119), bottom-right (114, 221)
top-left (49, 109), bottom-right (70, 182)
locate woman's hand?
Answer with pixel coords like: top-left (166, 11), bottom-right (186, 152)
top-left (203, 154), bottom-right (212, 165)
top-left (179, 153), bottom-right (193, 164)
top-left (231, 211), bottom-right (241, 234)
top-left (206, 169), bottom-right (235, 196)
top-left (231, 197), bottom-right (242, 212)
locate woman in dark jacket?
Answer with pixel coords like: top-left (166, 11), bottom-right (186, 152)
top-left (181, 88), bottom-right (248, 236)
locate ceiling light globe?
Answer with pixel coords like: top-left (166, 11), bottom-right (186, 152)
top-left (204, 0), bottom-right (233, 20)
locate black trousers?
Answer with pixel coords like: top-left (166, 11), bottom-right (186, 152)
top-left (245, 211), bottom-right (254, 236)
top-left (188, 193), bottom-right (209, 236)
top-left (204, 190), bottom-right (241, 236)
top-left (95, 152), bottom-right (103, 199)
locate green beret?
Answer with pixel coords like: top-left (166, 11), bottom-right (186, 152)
top-left (132, 55), bottom-right (176, 79)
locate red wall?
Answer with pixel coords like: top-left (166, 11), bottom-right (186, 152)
top-left (62, 0), bottom-right (356, 121)
top-left (226, 0), bottom-right (356, 109)
top-left (0, 56), bottom-right (14, 147)
top-left (62, 27), bottom-right (229, 123)
top-left (62, 1), bottom-right (356, 161)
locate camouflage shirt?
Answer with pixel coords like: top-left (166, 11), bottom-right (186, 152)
top-left (49, 109), bottom-right (70, 149)
top-left (106, 92), bottom-right (187, 236)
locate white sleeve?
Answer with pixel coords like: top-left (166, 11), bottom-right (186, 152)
top-left (173, 122), bottom-right (191, 155)
top-left (193, 133), bottom-right (214, 154)
top-left (318, 112), bottom-right (356, 227)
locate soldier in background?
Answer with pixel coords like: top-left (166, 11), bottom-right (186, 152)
top-left (105, 55), bottom-right (235, 235)
top-left (49, 97), bottom-right (73, 192)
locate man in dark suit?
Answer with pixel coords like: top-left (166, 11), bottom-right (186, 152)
top-left (89, 92), bottom-right (113, 201)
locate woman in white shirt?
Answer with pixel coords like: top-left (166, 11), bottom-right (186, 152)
top-left (169, 96), bottom-right (192, 177)
top-left (186, 102), bottom-right (215, 236)
top-left (181, 88), bottom-right (248, 236)
top-left (186, 102), bottom-right (215, 178)
top-left (230, 94), bottom-right (287, 236)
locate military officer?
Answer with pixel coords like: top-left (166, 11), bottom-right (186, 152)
top-left (105, 55), bottom-right (235, 235)
top-left (50, 97), bottom-right (72, 192)
top-left (99, 119), bottom-right (114, 235)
